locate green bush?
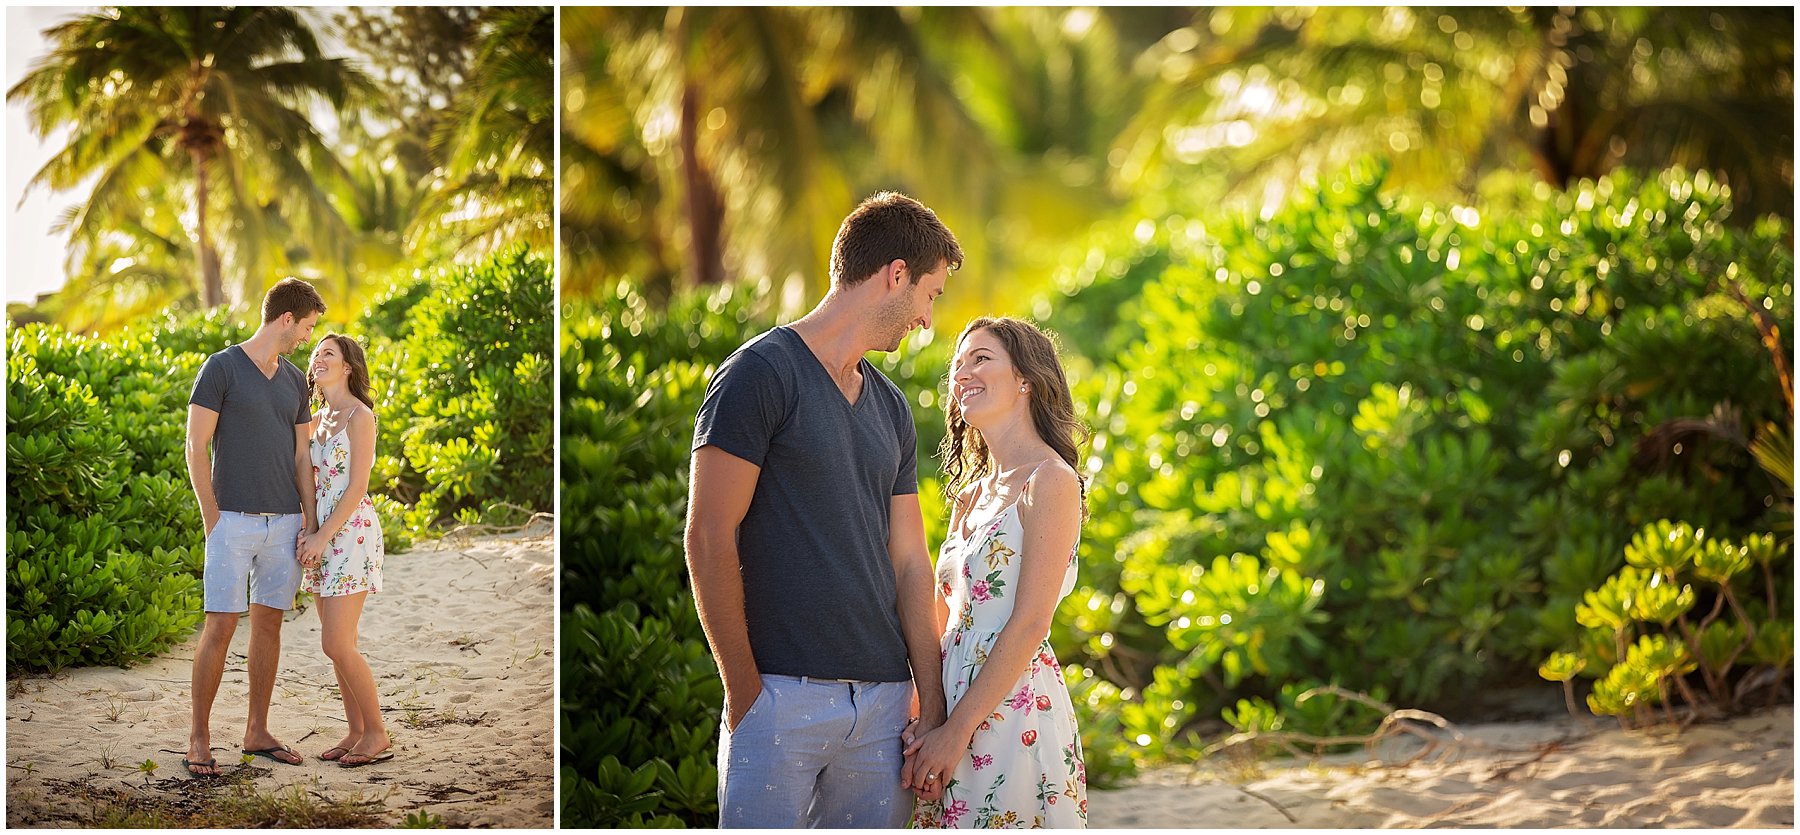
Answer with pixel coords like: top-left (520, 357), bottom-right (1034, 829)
top-left (369, 246), bottom-right (555, 532)
top-left (1540, 521), bottom-right (1790, 724)
top-left (6, 326), bottom-right (205, 672)
top-left (1053, 163), bottom-right (1791, 769)
top-left (560, 283), bottom-right (770, 826)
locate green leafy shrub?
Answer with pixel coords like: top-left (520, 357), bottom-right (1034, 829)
top-left (6, 326), bottom-right (204, 672)
top-left (1049, 163), bottom-right (1791, 770)
top-left (1542, 521), bottom-right (1790, 725)
top-left (560, 283), bottom-right (771, 826)
top-left (369, 246), bottom-right (554, 532)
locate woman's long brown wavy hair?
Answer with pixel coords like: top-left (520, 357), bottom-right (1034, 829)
top-left (937, 317), bottom-right (1090, 519)
top-left (308, 333), bottom-right (376, 412)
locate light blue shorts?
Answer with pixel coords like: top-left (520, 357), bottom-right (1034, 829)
top-left (717, 674), bottom-right (914, 828)
top-left (202, 511), bottom-right (304, 613)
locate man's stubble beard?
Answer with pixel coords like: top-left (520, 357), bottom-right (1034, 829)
top-left (874, 293), bottom-right (914, 353)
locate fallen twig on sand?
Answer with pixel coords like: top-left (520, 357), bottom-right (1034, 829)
top-left (1238, 786), bottom-right (1298, 823)
top-left (434, 507), bottom-right (554, 549)
top-left (1199, 685), bottom-right (1588, 766)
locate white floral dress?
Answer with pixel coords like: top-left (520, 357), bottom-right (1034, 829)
top-left (912, 480), bottom-right (1087, 828)
top-left (302, 417), bottom-right (384, 597)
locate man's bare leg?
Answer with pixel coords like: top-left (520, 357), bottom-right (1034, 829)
top-left (188, 612), bottom-right (239, 776)
top-left (241, 604), bottom-right (301, 763)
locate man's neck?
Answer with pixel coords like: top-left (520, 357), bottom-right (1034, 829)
top-left (788, 295), bottom-right (873, 379)
top-left (241, 327), bottom-right (286, 367)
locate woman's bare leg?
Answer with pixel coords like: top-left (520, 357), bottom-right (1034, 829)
top-left (318, 592), bottom-right (389, 759)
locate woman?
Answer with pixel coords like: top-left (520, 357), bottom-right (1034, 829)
top-left (299, 333), bottom-right (392, 768)
top-left (909, 318), bottom-right (1088, 828)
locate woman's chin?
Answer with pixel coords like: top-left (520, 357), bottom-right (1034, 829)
top-left (959, 410), bottom-right (998, 433)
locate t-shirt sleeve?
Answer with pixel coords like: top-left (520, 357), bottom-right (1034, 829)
top-left (892, 399), bottom-right (919, 497)
top-left (693, 350), bottom-right (786, 468)
top-left (189, 353), bottom-right (228, 412)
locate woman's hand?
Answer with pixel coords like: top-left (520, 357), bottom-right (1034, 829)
top-left (903, 722), bottom-right (970, 800)
top-left (298, 530), bottom-right (329, 568)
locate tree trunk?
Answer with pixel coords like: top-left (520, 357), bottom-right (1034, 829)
top-left (679, 78), bottom-right (727, 286)
top-left (191, 146), bottom-right (223, 309)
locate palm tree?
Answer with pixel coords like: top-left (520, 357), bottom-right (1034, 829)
top-left (416, 6), bottom-right (553, 257)
top-left (561, 7), bottom-right (1005, 303)
top-left (1118, 7), bottom-right (1793, 220)
top-left (44, 184), bottom-right (199, 333)
top-left (563, 8), bottom-right (1194, 315)
top-left (9, 7), bottom-right (371, 309)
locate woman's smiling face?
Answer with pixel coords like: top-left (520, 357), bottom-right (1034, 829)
top-left (949, 327), bottom-right (1026, 428)
top-left (309, 337), bottom-right (346, 386)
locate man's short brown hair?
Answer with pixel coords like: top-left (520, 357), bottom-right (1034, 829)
top-left (830, 192), bottom-right (964, 288)
top-left (262, 278), bottom-right (326, 324)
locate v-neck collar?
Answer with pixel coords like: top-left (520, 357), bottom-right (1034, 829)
top-left (231, 344), bottom-right (283, 382)
top-left (779, 325), bottom-right (869, 412)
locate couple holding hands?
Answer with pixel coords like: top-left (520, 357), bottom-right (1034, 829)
top-left (181, 279), bottom-right (389, 776)
top-left (688, 193), bottom-right (1087, 828)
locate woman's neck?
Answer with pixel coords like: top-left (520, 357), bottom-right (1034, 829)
top-left (980, 415), bottom-right (1050, 481)
top-left (320, 384), bottom-right (358, 414)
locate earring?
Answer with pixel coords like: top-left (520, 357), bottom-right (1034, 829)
top-left (1019, 384), bottom-right (1027, 393)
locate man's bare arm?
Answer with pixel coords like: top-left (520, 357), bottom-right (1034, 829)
top-left (890, 493), bottom-right (947, 725)
top-left (187, 405), bottom-right (222, 535)
top-left (294, 422), bottom-right (317, 532)
top-left (686, 445), bottom-right (764, 731)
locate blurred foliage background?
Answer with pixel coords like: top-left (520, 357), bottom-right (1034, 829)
top-left (6, 7), bottom-right (554, 675)
top-left (557, 6), bottom-right (1794, 826)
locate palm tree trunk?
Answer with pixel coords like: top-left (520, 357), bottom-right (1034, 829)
top-left (679, 78), bottom-right (726, 286)
top-left (190, 146), bottom-right (223, 308)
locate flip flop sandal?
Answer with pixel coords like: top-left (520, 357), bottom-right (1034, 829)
top-left (182, 757), bottom-right (220, 778)
top-left (337, 750), bottom-right (395, 768)
top-left (243, 745), bottom-right (303, 765)
top-left (319, 746), bottom-right (351, 762)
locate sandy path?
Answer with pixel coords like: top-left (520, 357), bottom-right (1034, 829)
top-left (1092, 706), bottom-right (1793, 828)
top-left (5, 530), bottom-right (555, 828)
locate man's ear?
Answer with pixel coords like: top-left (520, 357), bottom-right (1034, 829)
top-left (889, 259), bottom-right (909, 289)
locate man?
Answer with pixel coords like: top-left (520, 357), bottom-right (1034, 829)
top-left (183, 278), bottom-right (324, 777)
top-left (687, 192), bottom-right (963, 827)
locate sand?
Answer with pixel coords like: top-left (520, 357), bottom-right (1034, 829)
top-left (4, 529), bottom-right (555, 828)
top-left (1091, 706), bottom-right (1794, 828)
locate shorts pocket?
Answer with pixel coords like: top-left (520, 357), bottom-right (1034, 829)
top-left (729, 678), bottom-right (776, 735)
top-left (206, 512), bottom-right (232, 543)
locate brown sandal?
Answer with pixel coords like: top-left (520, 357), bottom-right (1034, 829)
top-left (319, 746), bottom-right (350, 762)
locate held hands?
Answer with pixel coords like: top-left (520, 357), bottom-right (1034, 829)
top-left (900, 716), bottom-right (972, 802)
top-left (900, 716), bottom-right (958, 802)
top-left (297, 528), bottom-right (328, 568)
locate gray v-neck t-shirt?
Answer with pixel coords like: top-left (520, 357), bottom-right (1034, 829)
top-left (693, 326), bottom-right (919, 682)
top-left (189, 344), bottom-right (311, 514)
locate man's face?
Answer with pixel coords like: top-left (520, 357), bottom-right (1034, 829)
top-left (287, 311), bottom-right (321, 353)
top-left (874, 261), bottom-right (948, 352)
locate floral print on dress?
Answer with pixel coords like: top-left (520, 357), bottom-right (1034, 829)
top-left (301, 419), bottom-right (384, 597)
top-left (912, 480), bottom-right (1086, 829)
